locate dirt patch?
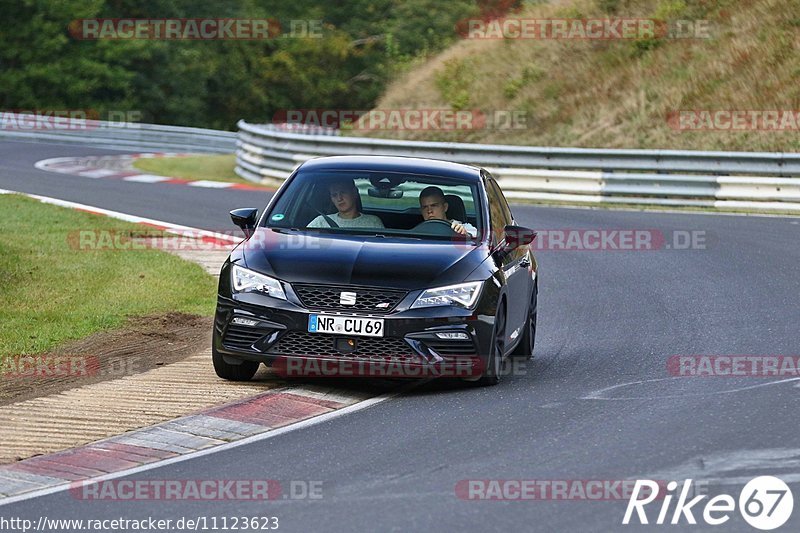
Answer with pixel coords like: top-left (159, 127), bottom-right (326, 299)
top-left (0, 313), bottom-right (212, 406)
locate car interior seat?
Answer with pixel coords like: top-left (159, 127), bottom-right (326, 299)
top-left (306, 183), bottom-right (368, 226)
top-left (444, 194), bottom-right (467, 222)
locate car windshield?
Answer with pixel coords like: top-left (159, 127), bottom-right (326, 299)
top-left (263, 170), bottom-right (483, 241)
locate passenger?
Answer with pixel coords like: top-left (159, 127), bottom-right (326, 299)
top-left (308, 178), bottom-right (384, 228)
top-left (418, 186), bottom-right (477, 237)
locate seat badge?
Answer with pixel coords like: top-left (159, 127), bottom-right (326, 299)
top-left (340, 291), bottom-right (357, 305)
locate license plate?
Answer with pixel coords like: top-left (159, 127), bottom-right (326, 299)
top-left (308, 314), bottom-right (384, 337)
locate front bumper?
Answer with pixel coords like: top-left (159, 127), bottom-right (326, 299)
top-left (213, 288), bottom-right (497, 379)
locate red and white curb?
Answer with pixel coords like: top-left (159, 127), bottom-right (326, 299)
top-left (0, 189), bottom-right (398, 505)
top-left (0, 387), bottom-right (393, 504)
top-left (34, 153), bottom-right (272, 192)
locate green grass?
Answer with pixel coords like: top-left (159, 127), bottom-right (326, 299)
top-left (372, 0), bottom-right (800, 152)
top-left (0, 195), bottom-right (217, 358)
top-left (132, 154), bottom-right (245, 184)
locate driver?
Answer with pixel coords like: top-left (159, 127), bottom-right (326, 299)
top-left (308, 178), bottom-right (385, 228)
top-left (418, 186), bottom-right (477, 237)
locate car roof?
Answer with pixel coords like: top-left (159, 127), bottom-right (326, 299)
top-left (297, 155), bottom-right (483, 182)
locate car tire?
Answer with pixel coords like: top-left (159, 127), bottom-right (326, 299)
top-left (212, 346), bottom-right (260, 381)
top-left (478, 303), bottom-right (506, 386)
top-left (511, 279), bottom-right (537, 361)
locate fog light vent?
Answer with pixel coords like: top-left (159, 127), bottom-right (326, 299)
top-left (232, 317), bottom-right (259, 327)
top-left (435, 332), bottom-right (470, 340)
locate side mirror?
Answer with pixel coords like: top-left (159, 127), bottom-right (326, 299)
top-left (503, 225), bottom-right (537, 249)
top-left (230, 208), bottom-right (259, 237)
top-left (494, 225), bottom-right (536, 260)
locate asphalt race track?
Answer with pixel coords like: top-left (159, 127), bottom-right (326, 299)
top-left (1, 140), bottom-right (799, 531)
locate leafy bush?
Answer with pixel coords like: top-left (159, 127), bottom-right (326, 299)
top-left (0, 0), bottom-right (480, 130)
top-left (434, 58), bottom-right (475, 110)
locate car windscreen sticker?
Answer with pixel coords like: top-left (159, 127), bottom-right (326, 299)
top-left (271, 213), bottom-right (285, 221)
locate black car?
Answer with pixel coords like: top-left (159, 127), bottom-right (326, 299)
top-left (212, 156), bottom-right (538, 385)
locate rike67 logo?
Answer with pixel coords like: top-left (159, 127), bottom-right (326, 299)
top-left (623, 477), bottom-right (794, 530)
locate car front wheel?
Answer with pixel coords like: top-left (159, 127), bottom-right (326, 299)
top-left (512, 279), bottom-right (537, 361)
top-left (212, 346), bottom-right (260, 381)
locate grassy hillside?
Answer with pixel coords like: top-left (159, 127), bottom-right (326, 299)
top-left (363, 0), bottom-right (800, 151)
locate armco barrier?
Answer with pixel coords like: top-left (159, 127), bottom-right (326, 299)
top-left (0, 115), bottom-right (235, 153)
top-left (2, 113), bottom-right (798, 212)
top-left (235, 122), bottom-right (800, 212)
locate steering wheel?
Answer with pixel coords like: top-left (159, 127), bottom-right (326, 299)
top-left (412, 218), bottom-right (458, 236)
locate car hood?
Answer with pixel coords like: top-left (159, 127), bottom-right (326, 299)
top-left (240, 228), bottom-right (484, 290)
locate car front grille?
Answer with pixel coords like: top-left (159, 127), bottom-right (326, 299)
top-left (291, 284), bottom-right (407, 314)
top-left (267, 331), bottom-right (422, 363)
top-left (222, 324), bottom-right (267, 351)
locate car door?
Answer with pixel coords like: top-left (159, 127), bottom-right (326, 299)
top-left (485, 176), bottom-right (531, 348)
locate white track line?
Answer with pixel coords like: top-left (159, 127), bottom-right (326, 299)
top-left (0, 188), bottom-right (239, 243)
top-left (187, 180), bottom-right (235, 188)
top-left (123, 174), bottom-right (173, 183)
top-left (33, 156), bottom-right (89, 172)
top-left (78, 169), bottom-right (121, 178)
top-left (0, 187), bottom-right (407, 507)
top-left (581, 376), bottom-right (800, 400)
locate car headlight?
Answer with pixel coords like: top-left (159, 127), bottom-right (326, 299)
top-left (411, 281), bottom-right (483, 309)
top-left (231, 265), bottom-right (286, 301)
